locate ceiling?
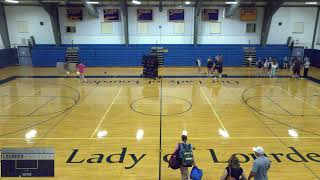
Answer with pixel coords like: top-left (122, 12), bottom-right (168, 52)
top-left (0, 0), bottom-right (319, 6)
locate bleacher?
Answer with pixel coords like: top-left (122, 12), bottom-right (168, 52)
top-left (31, 44), bottom-right (291, 67)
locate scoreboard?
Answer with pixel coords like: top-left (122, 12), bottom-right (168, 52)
top-left (1, 148), bottom-right (54, 177)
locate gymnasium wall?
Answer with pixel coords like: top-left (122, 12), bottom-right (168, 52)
top-left (3, 6), bottom-right (319, 46)
top-left (4, 6), bottom-right (55, 46)
top-left (268, 7), bottom-right (318, 48)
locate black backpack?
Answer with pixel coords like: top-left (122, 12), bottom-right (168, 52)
top-left (179, 143), bottom-right (194, 167)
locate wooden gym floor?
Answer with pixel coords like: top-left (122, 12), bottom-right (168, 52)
top-left (0, 67), bottom-right (320, 179)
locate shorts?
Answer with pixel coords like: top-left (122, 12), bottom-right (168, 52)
top-left (215, 66), bottom-right (223, 73)
top-left (293, 69), bottom-right (300, 75)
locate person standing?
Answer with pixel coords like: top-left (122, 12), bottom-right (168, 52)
top-left (292, 59), bottom-right (302, 78)
top-left (220, 155), bottom-right (247, 180)
top-left (247, 56), bottom-right (253, 67)
top-left (207, 57), bottom-right (214, 77)
top-left (248, 147), bottom-right (271, 180)
top-left (76, 62), bottom-right (87, 82)
top-left (195, 58), bottom-right (202, 73)
top-left (215, 55), bottom-right (223, 78)
top-left (256, 58), bottom-right (263, 77)
top-left (303, 58), bottom-right (310, 78)
top-left (174, 135), bottom-right (194, 180)
top-left (270, 60), bottom-right (278, 78)
top-left (283, 56), bottom-right (289, 69)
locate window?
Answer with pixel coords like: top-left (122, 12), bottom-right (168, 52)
top-left (66, 26), bottom-right (76, 33)
top-left (246, 23), bottom-right (256, 33)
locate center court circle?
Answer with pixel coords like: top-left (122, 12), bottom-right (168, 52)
top-left (130, 96), bottom-right (192, 116)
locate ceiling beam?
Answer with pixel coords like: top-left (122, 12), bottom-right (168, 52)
top-left (0, 2), bottom-right (11, 48)
top-left (39, 1), bottom-right (61, 45)
top-left (193, 0), bottom-right (203, 46)
top-left (120, 0), bottom-right (129, 46)
top-left (260, 0), bottom-right (284, 45)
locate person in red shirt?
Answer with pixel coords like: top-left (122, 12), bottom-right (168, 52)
top-left (76, 62), bottom-right (87, 82)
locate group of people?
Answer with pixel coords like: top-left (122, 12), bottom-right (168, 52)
top-left (283, 56), bottom-right (311, 78)
top-left (255, 57), bottom-right (279, 77)
top-left (195, 55), bottom-right (224, 78)
top-left (170, 135), bottom-right (271, 180)
top-left (255, 56), bottom-right (311, 78)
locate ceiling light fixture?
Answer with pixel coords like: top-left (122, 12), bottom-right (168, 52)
top-left (132, 0), bottom-right (142, 5)
top-left (305, 2), bottom-right (318, 5)
top-left (5, 0), bottom-right (20, 3)
top-left (225, 1), bottom-right (238, 5)
top-left (86, 1), bottom-right (99, 4)
top-left (185, 1), bottom-right (191, 5)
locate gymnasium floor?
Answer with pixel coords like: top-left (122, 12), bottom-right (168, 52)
top-left (0, 67), bottom-right (320, 179)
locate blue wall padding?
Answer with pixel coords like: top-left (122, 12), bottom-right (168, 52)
top-left (0, 48), bottom-right (18, 68)
top-left (31, 44), bottom-right (291, 67)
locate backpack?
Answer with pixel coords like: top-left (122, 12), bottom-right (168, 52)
top-left (179, 143), bottom-right (194, 167)
top-left (168, 149), bottom-right (180, 170)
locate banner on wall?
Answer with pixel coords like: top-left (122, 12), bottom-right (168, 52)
top-left (137, 9), bottom-right (153, 21)
top-left (202, 9), bottom-right (219, 21)
top-left (104, 9), bottom-right (121, 22)
top-left (67, 8), bottom-right (83, 21)
top-left (168, 9), bottom-right (184, 21)
top-left (240, 8), bottom-right (257, 21)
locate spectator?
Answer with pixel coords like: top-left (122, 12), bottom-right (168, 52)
top-left (220, 155), bottom-right (247, 180)
top-left (248, 147), bottom-right (271, 180)
top-left (174, 135), bottom-right (194, 180)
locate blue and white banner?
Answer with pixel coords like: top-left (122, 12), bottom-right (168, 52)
top-left (168, 9), bottom-right (184, 21)
top-left (202, 9), bottom-right (219, 21)
top-left (137, 9), bottom-right (153, 21)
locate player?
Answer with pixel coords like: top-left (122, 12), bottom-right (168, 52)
top-left (76, 62), bottom-right (87, 82)
top-left (207, 57), bottom-right (214, 77)
top-left (214, 55), bottom-right (223, 78)
top-left (256, 58), bottom-right (263, 77)
top-left (195, 58), bottom-right (202, 73)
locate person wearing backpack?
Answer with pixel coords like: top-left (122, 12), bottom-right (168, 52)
top-left (220, 155), bottom-right (247, 180)
top-left (174, 135), bottom-right (194, 180)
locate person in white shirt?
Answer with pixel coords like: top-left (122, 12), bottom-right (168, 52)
top-left (270, 60), bottom-right (278, 77)
top-left (195, 58), bottom-right (202, 73)
top-left (248, 56), bottom-right (253, 67)
top-left (303, 57), bottom-right (311, 78)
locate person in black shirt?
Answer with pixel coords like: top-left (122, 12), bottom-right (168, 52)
top-left (220, 155), bottom-right (247, 180)
top-left (207, 57), bottom-right (214, 77)
top-left (292, 59), bottom-right (302, 78)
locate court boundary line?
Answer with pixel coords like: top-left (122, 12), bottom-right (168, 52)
top-left (158, 78), bottom-right (163, 180)
top-left (90, 87), bottom-right (122, 138)
top-left (200, 86), bottom-right (229, 135)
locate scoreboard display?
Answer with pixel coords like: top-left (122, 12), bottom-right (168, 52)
top-left (1, 148), bottom-right (54, 177)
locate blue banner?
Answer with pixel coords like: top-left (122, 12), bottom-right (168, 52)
top-left (168, 9), bottom-right (184, 21)
top-left (202, 9), bottom-right (219, 21)
top-left (137, 9), bottom-right (153, 21)
top-left (104, 9), bottom-right (121, 22)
